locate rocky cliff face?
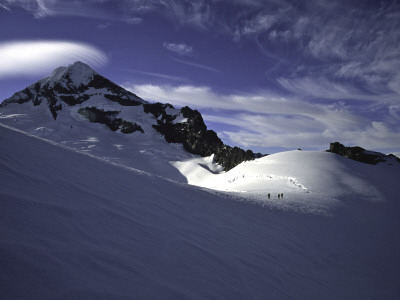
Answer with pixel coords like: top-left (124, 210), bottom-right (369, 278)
top-left (327, 142), bottom-right (400, 165)
top-left (78, 107), bottom-right (144, 134)
top-left (1, 61), bottom-right (254, 171)
top-left (144, 103), bottom-right (255, 171)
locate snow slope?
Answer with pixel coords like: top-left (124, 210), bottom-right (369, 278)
top-left (0, 86), bottom-right (194, 182)
top-left (0, 61), bottom-right (236, 184)
top-left (1, 61), bottom-right (398, 215)
top-left (1, 123), bottom-right (400, 299)
top-left (2, 101), bottom-right (398, 216)
top-left (173, 150), bottom-right (400, 214)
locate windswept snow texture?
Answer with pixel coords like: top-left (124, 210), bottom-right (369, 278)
top-left (1, 124), bottom-right (400, 299)
top-left (173, 150), bottom-right (400, 214)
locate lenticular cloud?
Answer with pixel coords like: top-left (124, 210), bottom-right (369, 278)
top-left (0, 40), bottom-right (107, 78)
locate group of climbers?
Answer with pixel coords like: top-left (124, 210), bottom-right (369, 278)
top-left (267, 193), bottom-right (283, 199)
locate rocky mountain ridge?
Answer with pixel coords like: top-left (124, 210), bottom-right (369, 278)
top-left (3, 62), bottom-right (397, 171)
top-left (327, 142), bottom-right (400, 165)
top-left (0, 61), bottom-right (254, 171)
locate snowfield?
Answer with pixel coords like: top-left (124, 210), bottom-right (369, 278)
top-left (1, 123), bottom-right (400, 299)
top-left (1, 103), bottom-right (398, 216)
top-left (1, 62), bottom-right (400, 298)
top-left (173, 149), bottom-right (399, 215)
top-left (0, 98), bottom-right (192, 183)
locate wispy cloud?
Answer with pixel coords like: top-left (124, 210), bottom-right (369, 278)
top-left (163, 42), bottom-right (193, 56)
top-left (126, 83), bottom-right (400, 151)
top-left (124, 0), bottom-right (160, 12)
top-left (3, 0), bottom-right (399, 153)
top-left (227, 0), bottom-right (400, 104)
top-left (3, 0), bottom-right (213, 28)
top-left (234, 13), bottom-right (277, 41)
top-left (276, 76), bottom-right (398, 104)
top-left (2, 0), bottom-right (53, 17)
top-left (171, 57), bottom-right (219, 73)
top-left (0, 40), bottom-right (107, 78)
top-left (1, 0), bottom-right (142, 23)
top-left (0, 2), bottom-right (11, 10)
top-left (122, 69), bottom-right (189, 83)
top-left (97, 22), bottom-right (111, 30)
top-left (125, 0), bottom-right (214, 30)
top-left (165, 0), bottom-right (212, 31)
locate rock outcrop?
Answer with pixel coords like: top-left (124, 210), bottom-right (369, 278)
top-left (327, 142), bottom-right (400, 165)
top-left (78, 107), bottom-right (144, 134)
top-left (144, 103), bottom-right (255, 171)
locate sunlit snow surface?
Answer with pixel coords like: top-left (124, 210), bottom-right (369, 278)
top-left (173, 150), bottom-right (394, 215)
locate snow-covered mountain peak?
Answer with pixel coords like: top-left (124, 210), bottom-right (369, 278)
top-left (41, 61), bottom-right (97, 90)
top-left (44, 61), bottom-right (96, 89)
top-left (1, 61), bottom-right (147, 119)
top-left (68, 60), bottom-right (96, 74)
top-left (48, 66), bottom-right (68, 82)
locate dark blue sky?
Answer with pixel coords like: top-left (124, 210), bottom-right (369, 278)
top-left (1, 0), bottom-right (399, 155)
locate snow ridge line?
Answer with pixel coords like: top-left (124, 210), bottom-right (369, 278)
top-left (0, 122), bottom-right (168, 182)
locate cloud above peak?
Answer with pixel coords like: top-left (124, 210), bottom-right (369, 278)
top-left (1, 0), bottom-right (143, 23)
top-left (0, 40), bottom-right (107, 78)
top-left (163, 42), bottom-right (193, 56)
top-left (2, 0), bottom-right (54, 18)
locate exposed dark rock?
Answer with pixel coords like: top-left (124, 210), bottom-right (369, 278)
top-left (1, 85), bottom-right (62, 119)
top-left (326, 142), bottom-right (396, 165)
top-left (388, 154), bottom-right (400, 164)
top-left (78, 107), bottom-right (118, 125)
top-left (144, 103), bottom-right (255, 171)
top-left (87, 73), bottom-right (110, 89)
top-left (32, 95), bottom-right (42, 106)
top-left (254, 152), bottom-right (267, 158)
top-left (214, 146), bottom-right (255, 171)
top-left (78, 107), bottom-right (144, 134)
top-left (59, 95), bottom-right (90, 106)
top-left (48, 73), bottom-right (143, 106)
top-left (86, 74), bottom-right (143, 106)
top-left (0, 88), bottom-right (33, 107)
top-left (103, 94), bottom-right (142, 106)
top-left (49, 102), bottom-right (62, 120)
top-left (15, 89), bottom-right (34, 104)
top-left (1, 62), bottom-right (144, 111)
top-left (143, 102), bottom-right (174, 119)
top-left (120, 121), bottom-right (144, 134)
top-left (40, 89), bottom-right (61, 120)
